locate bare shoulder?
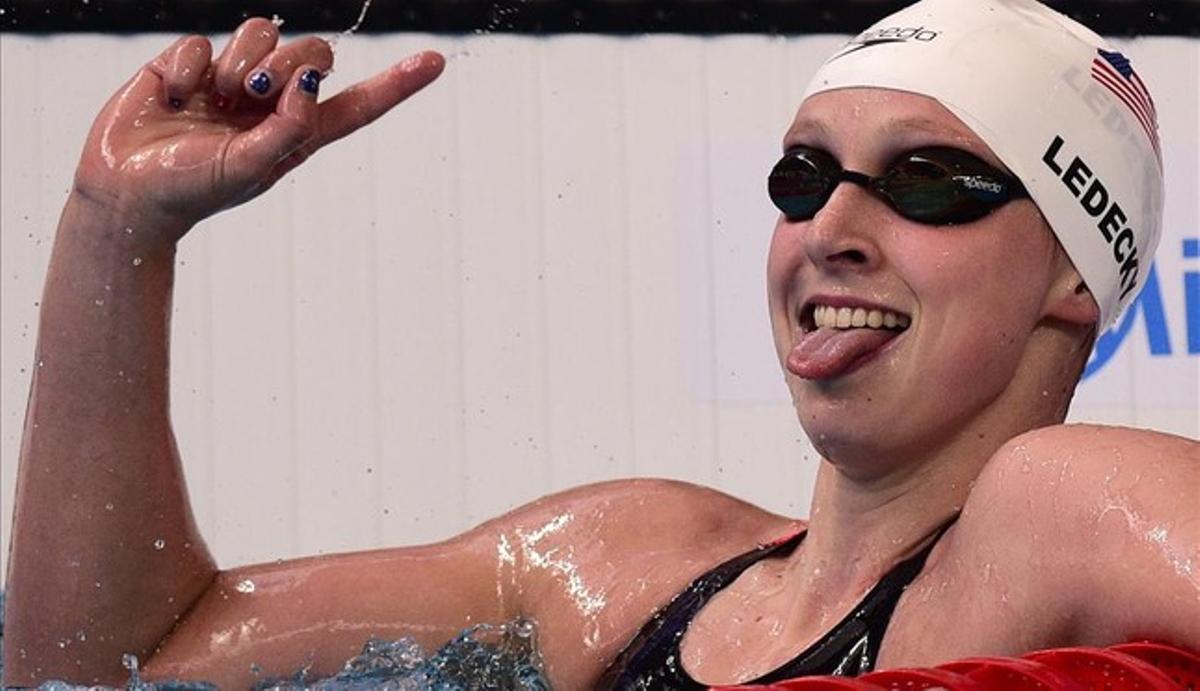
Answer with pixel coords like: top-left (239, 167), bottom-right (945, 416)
top-left (479, 478), bottom-right (798, 687)
top-left (959, 423), bottom-right (1194, 522)
top-left (886, 425), bottom-right (1196, 666)
top-left (481, 477), bottom-right (800, 612)
top-left (922, 424), bottom-right (1198, 654)
top-left (982, 423), bottom-right (1197, 479)
top-left (483, 477), bottom-right (797, 552)
top-left (961, 424), bottom-right (1197, 553)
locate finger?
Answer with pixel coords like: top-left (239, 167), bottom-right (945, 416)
top-left (163, 36), bottom-right (213, 109)
top-left (213, 18), bottom-right (280, 108)
top-left (313, 51), bottom-right (445, 149)
top-left (145, 35), bottom-right (210, 109)
top-left (244, 36), bottom-right (334, 101)
top-left (223, 65), bottom-right (322, 188)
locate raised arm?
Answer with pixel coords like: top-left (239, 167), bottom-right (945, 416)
top-left (2, 22), bottom-right (443, 685)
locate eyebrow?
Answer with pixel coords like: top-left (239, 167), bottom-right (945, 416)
top-left (781, 114), bottom-right (999, 165)
top-left (781, 117), bottom-right (830, 151)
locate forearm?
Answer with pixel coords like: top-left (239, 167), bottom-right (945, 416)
top-left (4, 193), bottom-right (218, 686)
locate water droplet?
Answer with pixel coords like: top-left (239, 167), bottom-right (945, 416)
top-left (153, 538), bottom-right (166, 550)
top-left (132, 257), bottom-right (143, 266)
top-left (330, 0), bottom-right (373, 46)
top-left (123, 226), bottom-right (134, 234)
top-left (236, 578), bottom-right (256, 593)
top-left (510, 619), bottom-right (535, 638)
top-left (105, 502), bottom-right (114, 511)
top-left (94, 298), bottom-right (105, 306)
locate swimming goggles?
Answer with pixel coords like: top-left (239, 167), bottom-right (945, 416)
top-left (768, 146), bottom-right (1029, 225)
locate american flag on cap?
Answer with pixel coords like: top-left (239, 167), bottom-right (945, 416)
top-left (1091, 48), bottom-right (1161, 164)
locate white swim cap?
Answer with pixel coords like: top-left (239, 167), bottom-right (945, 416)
top-left (803, 0), bottom-right (1164, 331)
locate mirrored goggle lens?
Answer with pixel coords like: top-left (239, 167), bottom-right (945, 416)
top-left (769, 147), bottom-right (1021, 225)
top-left (883, 153), bottom-right (1015, 224)
top-left (768, 153), bottom-right (831, 220)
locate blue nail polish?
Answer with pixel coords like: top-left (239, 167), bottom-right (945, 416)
top-left (248, 71), bottom-right (272, 95)
top-left (298, 69), bottom-right (320, 95)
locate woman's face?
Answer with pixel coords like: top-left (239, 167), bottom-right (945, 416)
top-left (767, 88), bottom-right (1065, 466)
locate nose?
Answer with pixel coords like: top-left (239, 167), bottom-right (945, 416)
top-left (796, 181), bottom-right (886, 273)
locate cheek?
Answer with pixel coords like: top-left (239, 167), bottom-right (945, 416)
top-left (917, 236), bottom-right (1053, 385)
top-left (766, 220), bottom-right (801, 359)
top-left (765, 222), bottom-right (794, 310)
top-left (938, 314), bottom-right (1026, 390)
top-left (913, 212), bottom-right (1054, 321)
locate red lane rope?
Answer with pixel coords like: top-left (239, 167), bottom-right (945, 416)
top-left (709, 642), bottom-right (1200, 690)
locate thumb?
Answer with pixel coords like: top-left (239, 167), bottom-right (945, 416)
top-left (222, 65), bottom-right (322, 190)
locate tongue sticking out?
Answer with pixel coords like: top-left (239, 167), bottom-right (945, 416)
top-left (787, 327), bottom-right (901, 380)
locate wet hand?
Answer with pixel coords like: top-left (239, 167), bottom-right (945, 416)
top-left (73, 18), bottom-right (445, 237)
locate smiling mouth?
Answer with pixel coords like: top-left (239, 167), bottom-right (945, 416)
top-left (802, 304), bottom-right (911, 332)
top-left (788, 303), bottom-right (912, 380)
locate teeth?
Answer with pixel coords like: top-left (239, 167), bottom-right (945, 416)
top-left (811, 303), bottom-right (910, 331)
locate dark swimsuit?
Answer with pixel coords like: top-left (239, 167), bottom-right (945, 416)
top-left (598, 515), bottom-right (959, 690)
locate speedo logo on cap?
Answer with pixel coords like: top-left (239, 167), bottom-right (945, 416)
top-left (831, 26), bottom-right (941, 60)
top-left (1042, 135), bottom-right (1140, 300)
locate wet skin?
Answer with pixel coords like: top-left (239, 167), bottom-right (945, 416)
top-left (4, 21), bottom-right (1198, 689)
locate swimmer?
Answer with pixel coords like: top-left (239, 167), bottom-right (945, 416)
top-left (4, 0), bottom-right (1198, 688)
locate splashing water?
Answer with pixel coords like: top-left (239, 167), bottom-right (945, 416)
top-left (0, 591), bottom-right (551, 690)
top-left (341, 0), bottom-right (373, 37)
top-left (250, 618), bottom-right (548, 691)
top-left (328, 0), bottom-right (374, 51)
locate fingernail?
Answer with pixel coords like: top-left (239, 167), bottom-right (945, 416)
top-left (168, 97), bottom-right (183, 110)
top-left (247, 70), bottom-right (272, 95)
top-left (298, 69), bottom-right (321, 95)
top-left (213, 92), bottom-right (232, 110)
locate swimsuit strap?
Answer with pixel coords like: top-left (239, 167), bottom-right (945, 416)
top-left (599, 514), bottom-right (960, 690)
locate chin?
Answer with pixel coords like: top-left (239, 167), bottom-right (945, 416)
top-left (793, 388), bottom-right (892, 464)
top-left (791, 381), bottom-right (958, 473)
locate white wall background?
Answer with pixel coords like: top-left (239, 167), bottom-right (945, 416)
top-left (2, 32), bottom-right (1196, 577)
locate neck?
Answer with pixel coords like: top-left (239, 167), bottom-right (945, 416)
top-left (798, 389), bottom-right (1056, 588)
top-left (781, 321), bottom-right (1090, 614)
top-left (793, 325), bottom-right (1086, 592)
top-left (799, 448), bottom-right (968, 587)
top-left (767, 455), bottom-right (966, 638)
top-left (802, 399), bottom-right (1040, 579)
